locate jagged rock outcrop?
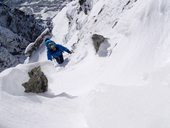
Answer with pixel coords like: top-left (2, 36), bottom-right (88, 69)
top-left (0, 3), bottom-right (44, 42)
top-left (0, 3), bottom-right (44, 72)
top-left (22, 66), bottom-right (48, 93)
top-left (0, 26), bottom-right (28, 72)
top-left (3, 0), bottom-right (73, 20)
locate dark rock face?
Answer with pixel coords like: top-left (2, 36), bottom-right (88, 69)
top-left (0, 3), bottom-right (44, 42)
top-left (0, 25), bottom-right (29, 72)
top-left (0, 47), bottom-right (18, 71)
top-left (22, 66), bottom-right (48, 93)
top-left (0, 3), bottom-right (45, 72)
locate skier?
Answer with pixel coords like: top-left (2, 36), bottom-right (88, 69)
top-left (45, 38), bottom-right (72, 64)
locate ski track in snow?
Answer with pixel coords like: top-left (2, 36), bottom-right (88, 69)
top-left (1, 0), bottom-right (170, 128)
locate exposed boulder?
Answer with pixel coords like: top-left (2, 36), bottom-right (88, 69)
top-left (22, 66), bottom-right (48, 93)
top-left (92, 34), bottom-right (110, 57)
top-left (92, 34), bottom-right (106, 52)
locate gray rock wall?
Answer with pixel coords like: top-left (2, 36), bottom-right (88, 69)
top-left (0, 3), bottom-right (44, 42)
top-left (0, 3), bottom-right (44, 72)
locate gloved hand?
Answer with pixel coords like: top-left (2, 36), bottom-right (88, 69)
top-left (70, 50), bottom-right (74, 54)
top-left (68, 50), bottom-right (74, 54)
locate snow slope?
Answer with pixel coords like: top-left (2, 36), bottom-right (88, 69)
top-left (1, 0), bottom-right (170, 128)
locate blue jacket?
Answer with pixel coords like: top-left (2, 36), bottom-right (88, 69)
top-left (45, 39), bottom-right (71, 60)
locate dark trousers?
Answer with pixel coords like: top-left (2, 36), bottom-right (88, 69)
top-left (55, 54), bottom-right (64, 64)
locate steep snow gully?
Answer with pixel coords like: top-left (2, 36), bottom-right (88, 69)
top-left (1, 0), bottom-right (170, 128)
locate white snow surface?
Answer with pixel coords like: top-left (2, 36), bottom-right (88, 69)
top-left (1, 0), bottom-right (170, 128)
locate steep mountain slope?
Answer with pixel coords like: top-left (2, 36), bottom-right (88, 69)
top-left (3, 0), bottom-right (72, 20)
top-left (0, 0), bottom-right (170, 128)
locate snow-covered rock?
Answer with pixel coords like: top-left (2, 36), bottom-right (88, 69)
top-left (25, 28), bottom-right (52, 57)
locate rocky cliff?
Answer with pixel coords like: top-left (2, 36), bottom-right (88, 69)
top-left (2, 0), bottom-right (72, 20)
top-left (0, 3), bottom-right (44, 72)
